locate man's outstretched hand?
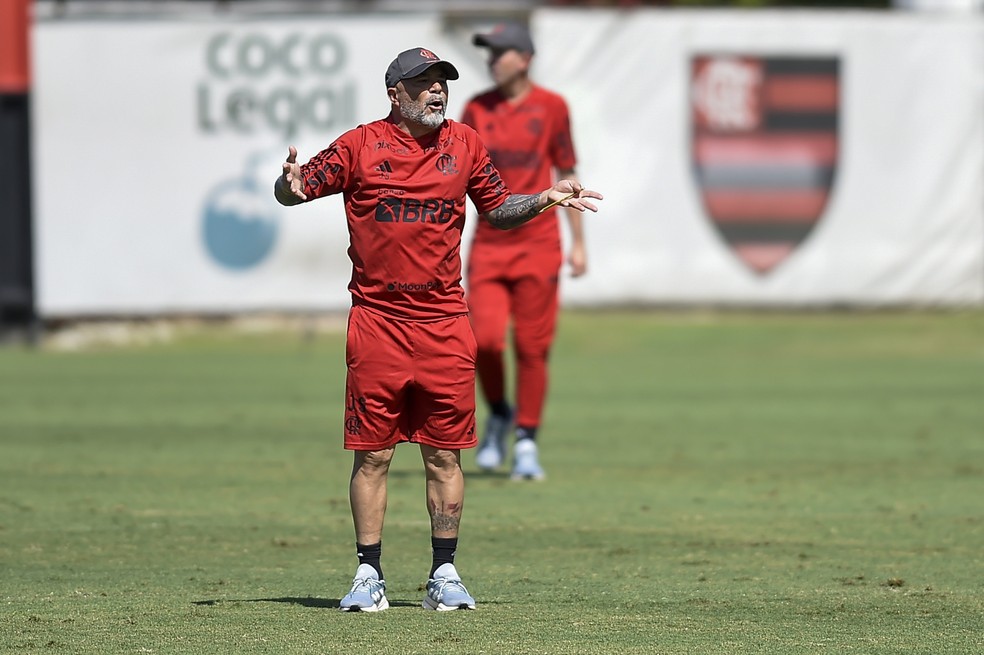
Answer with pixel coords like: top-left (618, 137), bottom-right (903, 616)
top-left (543, 180), bottom-right (602, 214)
top-left (278, 146), bottom-right (307, 202)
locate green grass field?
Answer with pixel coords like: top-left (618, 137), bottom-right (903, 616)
top-left (2, 310), bottom-right (982, 654)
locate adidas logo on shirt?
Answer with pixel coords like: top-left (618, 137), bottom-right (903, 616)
top-left (375, 160), bottom-right (393, 179)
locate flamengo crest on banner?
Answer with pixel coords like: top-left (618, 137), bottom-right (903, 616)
top-left (691, 55), bottom-right (840, 275)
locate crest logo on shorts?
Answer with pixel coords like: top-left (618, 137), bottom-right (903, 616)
top-left (345, 415), bottom-right (363, 436)
top-left (691, 55), bottom-right (840, 275)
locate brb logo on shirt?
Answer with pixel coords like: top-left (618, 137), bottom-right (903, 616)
top-left (375, 198), bottom-right (455, 224)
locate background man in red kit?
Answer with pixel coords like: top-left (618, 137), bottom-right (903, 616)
top-left (274, 47), bottom-right (602, 612)
top-left (461, 23), bottom-right (587, 481)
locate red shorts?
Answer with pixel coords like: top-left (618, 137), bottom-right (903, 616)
top-left (343, 305), bottom-right (478, 451)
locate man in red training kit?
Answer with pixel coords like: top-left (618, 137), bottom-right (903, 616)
top-left (461, 23), bottom-right (586, 480)
top-left (274, 47), bottom-right (602, 612)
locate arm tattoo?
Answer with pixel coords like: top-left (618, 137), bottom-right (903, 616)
top-left (485, 193), bottom-right (542, 230)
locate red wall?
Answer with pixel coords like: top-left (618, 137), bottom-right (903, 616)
top-left (0, 0), bottom-right (31, 92)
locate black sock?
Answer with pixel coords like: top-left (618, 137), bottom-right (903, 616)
top-left (356, 541), bottom-right (383, 580)
top-left (430, 537), bottom-right (457, 578)
top-left (516, 425), bottom-right (538, 442)
top-left (490, 401), bottom-right (511, 418)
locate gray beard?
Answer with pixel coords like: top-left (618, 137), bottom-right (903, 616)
top-left (401, 98), bottom-right (444, 129)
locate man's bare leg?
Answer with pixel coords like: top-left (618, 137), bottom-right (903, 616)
top-left (340, 447), bottom-right (395, 612)
top-left (420, 444), bottom-right (475, 610)
top-left (349, 447), bottom-right (395, 544)
top-left (420, 445), bottom-right (464, 537)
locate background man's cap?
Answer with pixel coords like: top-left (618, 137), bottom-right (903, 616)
top-left (385, 47), bottom-right (460, 88)
top-left (472, 22), bottom-right (535, 54)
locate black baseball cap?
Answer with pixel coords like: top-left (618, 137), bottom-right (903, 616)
top-left (384, 47), bottom-right (460, 88)
top-left (472, 22), bottom-right (535, 54)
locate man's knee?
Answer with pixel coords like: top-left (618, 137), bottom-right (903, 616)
top-left (354, 448), bottom-right (395, 475)
top-left (515, 342), bottom-right (551, 366)
top-left (421, 446), bottom-right (461, 477)
top-left (474, 331), bottom-right (506, 355)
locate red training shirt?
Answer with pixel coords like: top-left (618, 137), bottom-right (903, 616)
top-left (297, 116), bottom-right (509, 320)
top-left (460, 85), bottom-right (577, 250)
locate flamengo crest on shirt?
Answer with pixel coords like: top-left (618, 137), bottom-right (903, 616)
top-left (691, 55), bottom-right (840, 275)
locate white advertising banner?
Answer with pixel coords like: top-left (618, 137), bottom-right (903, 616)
top-left (533, 10), bottom-right (983, 307)
top-left (32, 10), bottom-right (984, 316)
top-left (33, 14), bottom-right (489, 315)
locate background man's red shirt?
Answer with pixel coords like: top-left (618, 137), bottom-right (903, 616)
top-left (461, 85), bottom-right (577, 251)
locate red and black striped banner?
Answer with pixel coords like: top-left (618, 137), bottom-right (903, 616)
top-left (692, 55), bottom-right (840, 275)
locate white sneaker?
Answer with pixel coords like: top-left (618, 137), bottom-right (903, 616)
top-left (511, 439), bottom-right (545, 481)
top-left (338, 563), bottom-right (388, 612)
top-left (422, 563), bottom-right (476, 611)
top-left (475, 409), bottom-right (512, 471)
